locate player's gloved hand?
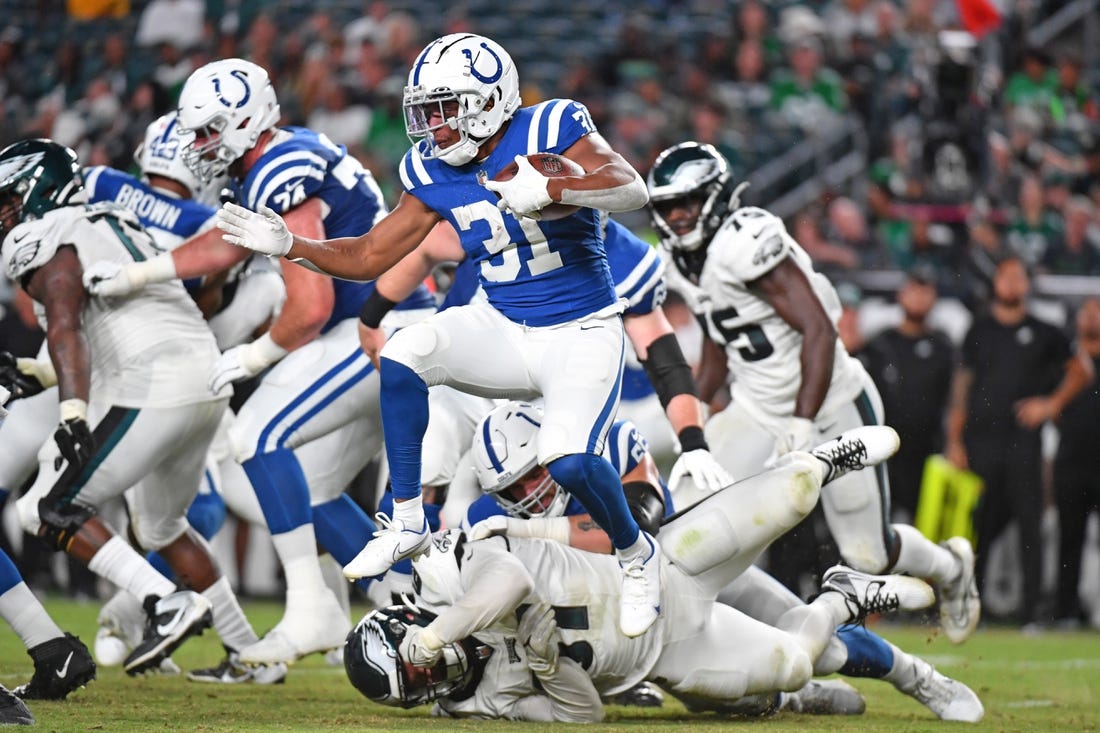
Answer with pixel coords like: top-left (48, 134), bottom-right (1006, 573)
top-left (668, 448), bottom-right (732, 494)
top-left (83, 255), bottom-right (177, 297)
top-left (399, 624), bottom-right (444, 668)
top-left (773, 416), bottom-right (816, 457)
top-left (482, 155), bottom-right (553, 220)
top-left (54, 399), bottom-right (95, 472)
top-left (518, 601), bottom-right (561, 676)
top-left (217, 202), bottom-right (294, 257)
top-left (466, 515), bottom-right (510, 541)
top-left (0, 352), bottom-right (57, 400)
top-left (207, 333), bottom-right (289, 393)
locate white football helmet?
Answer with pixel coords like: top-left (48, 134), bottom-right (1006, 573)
top-left (177, 58), bottom-right (281, 183)
top-left (403, 33), bottom-right (521, 166)
top-left (471, 401), bottom-right (571, 519)
top-left (135, 112), bottom-right (203, 195)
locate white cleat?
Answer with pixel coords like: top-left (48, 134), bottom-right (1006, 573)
top-left (782, 679), bottom-right (866, 715)
top-left (124, 591), bottom-right (213, 676)
top-left (619, 532), bottom-right (662, 638)
top-left (187, 652), bottom-right (287, 685)
top-left (901, 657), bottom-right (984, 722)
top-left (810, 426), bottom-right (900, 484)
top-left (342, 514), bottom-right (431, 580)
top-left (238, 589), bottom-right (350, 665)
top-left (821, 566), bottom-right (936, 623)
top-left (938, 536), bottom-right (981, 644)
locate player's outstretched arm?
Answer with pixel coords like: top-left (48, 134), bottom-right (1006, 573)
top-left (553, 132), bottom-right (648, 213)
top-left (218, 192), bottom-right (440, 281)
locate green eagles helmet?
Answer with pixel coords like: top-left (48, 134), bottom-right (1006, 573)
top-left (0, 139), bottom-right (85, 239)
top-left (646, 141), bottom-right (737, 279)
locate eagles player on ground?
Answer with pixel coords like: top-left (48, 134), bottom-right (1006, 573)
top-left (217, 34), bottom-right (663, 636)
top-left (0, 139), bottom-right (247, 675)
top-left (344, 426), bottom-right (939, 720)
top-left (462, 401), bottom-right (982, 721)
top-left (646, 142), bottom-right (981, 645)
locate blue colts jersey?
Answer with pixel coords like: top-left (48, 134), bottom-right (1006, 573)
top-left (399, 99), bottom-right (616, 327)
top-left (605, 219), bottom-right (667, 401)
top-left (233, 127), bottom-right (434, 329)
top-left (83, 166), bottom-right (216, 252)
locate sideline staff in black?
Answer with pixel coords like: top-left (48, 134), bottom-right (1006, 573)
top-left (945, 256), bottom-right (1092, 626)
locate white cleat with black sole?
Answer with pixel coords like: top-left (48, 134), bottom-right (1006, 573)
top-left (809, 426), bottom-right (900, 484)
top-left (123, 590), bottom-right (213, 676)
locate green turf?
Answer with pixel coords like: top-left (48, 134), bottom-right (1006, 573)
top-left (2, 598), bottom-right (1098, 732)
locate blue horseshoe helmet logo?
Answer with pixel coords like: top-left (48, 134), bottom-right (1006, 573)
top-left (212, 69), bottom-right (252, 109)
top-left (462, 42), bottom-right (503, 84)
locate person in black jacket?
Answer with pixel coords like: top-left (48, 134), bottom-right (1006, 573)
top-left (945, 256), bottom-right (1093, 626)
top-left (862, 265), bottom-right (956, 522)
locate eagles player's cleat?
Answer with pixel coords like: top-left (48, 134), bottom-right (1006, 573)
top-left (821, 566), bottom-right (936, 624)
top-left (896, 656), bottom-right (984, 722)
top-left (619, 532), bottom-right (662, 638)
top-left (124, 590), bottom-right (213, 676)
top-left (342, 514), bottom-right (430, 580)
top-left (187, 650), bottom-right (287, 685)
top-left (937, 536), bottom-right (981, 644)
top-left (809, 426), bottom-right (900, 484)
top-left (238, 588), bottom-right (350, 665)
top-left (0, 684), bottom-right (34, 726)
top-left (781, 679), bottom-right (866, 715)
top-left (13, 633), bottom-right (96, 701)
top-left (607, 681), bottom-right (665, 708)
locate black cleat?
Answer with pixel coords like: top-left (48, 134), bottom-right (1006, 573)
top-left (124, 590), bottom-right (213, 676)
top-left (0, 683), bottom-right (35, 725)
top-left (13, 633), bottom-right (96, 701)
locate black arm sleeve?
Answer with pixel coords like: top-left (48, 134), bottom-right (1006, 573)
top-left (640, 332), bottom-right (698, 409)
top-left (622, 481), bottom-right (665, 537)
top-left (357, 289), bottom-right (398, 329)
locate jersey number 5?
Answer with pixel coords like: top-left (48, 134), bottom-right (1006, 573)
top-left (704, 306), bottom-right (774, 362)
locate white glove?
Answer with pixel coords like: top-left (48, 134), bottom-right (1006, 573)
top-left (482, 155), bottom-right (553, 220)
top-left (519, 602), bottom-right (561, 675)
top-left (83, 255), bottom-right (176, 297)
top-left (399, 624), bottom-right (444, 668)
top-left (668, 449), bottom-right (733, 494)
top-left (466, 514), bottom-right (510, 541)
top-left (207, 333), bottom-right (289, 393)
top-left (774, 417), bottom-right (816, 457)
top-left (217, 202), bottom-right (294, 257)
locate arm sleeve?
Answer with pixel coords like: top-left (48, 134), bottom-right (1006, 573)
top-left (425, 539), bottom-right (533, 644)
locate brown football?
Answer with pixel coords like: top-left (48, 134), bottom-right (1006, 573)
top-left (492, 153), bottom-right (583, 220)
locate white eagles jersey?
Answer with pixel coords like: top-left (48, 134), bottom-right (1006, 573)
top-left (414, 535), bottom-right (663, 700)
top-left (2, 202), bottom-right (225, 408)
top-left (663, 207), bottom-right (866, 423)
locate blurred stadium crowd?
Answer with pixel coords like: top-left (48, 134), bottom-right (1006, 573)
top-left (1, 0), bottom-right (1099, 628)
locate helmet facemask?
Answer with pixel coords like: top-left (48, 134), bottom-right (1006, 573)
top-left (489, 465), bottom-right (571, 519)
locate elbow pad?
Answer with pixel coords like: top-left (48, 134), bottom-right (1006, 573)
top-left (622, 481), bottom-right (665, 537)
top-left (641, 332), bottom-right (698, 408)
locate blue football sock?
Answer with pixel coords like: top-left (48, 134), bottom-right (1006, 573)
top-left (241, 448), bottom-right (313, 535)
top-left (547, 453), bottom-right (640, 550)
top-left (0, 547), bottom-right (24, 595)
top-left (379, 357), bottom-right (429, 501)
top-left (837, 624), bottom-right (896, 678)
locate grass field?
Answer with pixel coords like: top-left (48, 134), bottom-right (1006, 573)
top-left (2, 598), bottom-right (1098, 732)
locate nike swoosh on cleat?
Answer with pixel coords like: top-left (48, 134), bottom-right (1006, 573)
top-left (56, 651), bottom-right (74, 678)
top-left (156, 606), bottom-right (188, 636)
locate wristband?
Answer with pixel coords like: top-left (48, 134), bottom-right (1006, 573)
top-left (358, 289), bottom-right (398, 329)
top-left (677, 426), bottom-right (708, 452)
top-left (130, 253), bottom-right (178, 288)
top-left (240, 332), bottom-right (289, 373)
top-left (59, 398), bottom-right (88, 422)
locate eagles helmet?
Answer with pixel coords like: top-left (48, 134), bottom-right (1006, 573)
top-left (177, 58), bottom-right (281, 184)
top-left (471, 401), bottom-right (571, 519)
top-left (647, 142), bottom-right (740, 279)
top-left (403, 33), bottom-right (521, 166)
top-left (344, 605), bottom-right (491, 708)
top-left (135, 112), bottom-right (203, 196)
top-left (0, 139), bottom-right (84, 240)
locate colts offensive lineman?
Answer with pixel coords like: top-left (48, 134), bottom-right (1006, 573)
top-left (216, 34), bottom-right (663, 636)
top-left (646, 142), bottom-right (981, 645)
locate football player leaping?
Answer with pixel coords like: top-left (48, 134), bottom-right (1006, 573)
top-left (646, 142), bottom-right (981, 645)
top-left (217, 34), bottom-right (668, 637)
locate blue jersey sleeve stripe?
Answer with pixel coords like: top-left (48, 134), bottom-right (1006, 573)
top-left (543, 99), bottom-right (572, 150)
top-left (248, 153), bottom-right (327, 209)
top-left (527, 102), bottom-right (550, 153)
top-left (615, 247), bottom-right (663, 301)
top-left (252, 163), bottom-right (325, 211)
top-left (82, 166), bottom-right (105, 198)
